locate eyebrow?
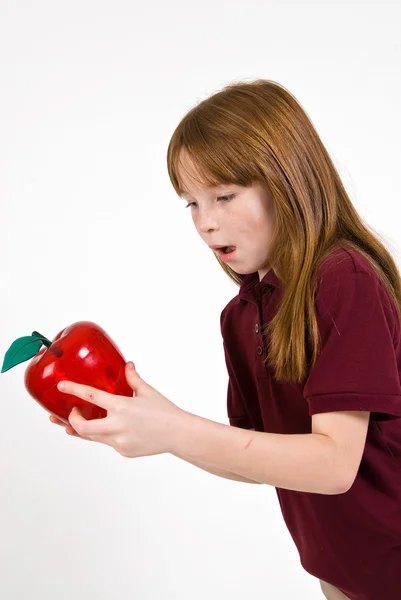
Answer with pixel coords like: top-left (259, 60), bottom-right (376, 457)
top-left (180, 185), bottom-right (228, 197)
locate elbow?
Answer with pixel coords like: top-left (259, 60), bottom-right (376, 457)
top-left (327, 471), bottom-right (356, 495)
top-left (325, 442), bottom-right (359, 495)
top-left (327, 483), bottom-right (350, 495)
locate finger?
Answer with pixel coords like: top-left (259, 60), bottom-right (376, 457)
top-left (66, 423), bottom-right (112, 445)
top-left (66, 426), bottom-right (79, 435)
top-left (57, 381), bottom-right (122, 411)
top-left (50, 415), bottom-right (79, 436)
top-left (66, 427), bottom-right (91, 440)
top-left (68, 406), bottom-right (116, 438)
top-left (50, 415), bottom-right (67, 426)
top-left (64, 419), bottom-right (95, 441)
top-left (49, 416), bottom-right (87, 441)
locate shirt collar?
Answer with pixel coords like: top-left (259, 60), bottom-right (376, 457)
top-left (239, 267), bottom-right (282, 301)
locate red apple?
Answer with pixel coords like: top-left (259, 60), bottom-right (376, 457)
top-left (1, 321), bottom-right (133, 424)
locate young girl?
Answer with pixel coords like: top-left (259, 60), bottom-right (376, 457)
top-left (165, 80), bottom-right (401, 600)
top-left (52, 79), bottom-right (401, 600)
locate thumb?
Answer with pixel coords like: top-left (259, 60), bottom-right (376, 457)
top-left (125, 361), bottom-right (145, 392)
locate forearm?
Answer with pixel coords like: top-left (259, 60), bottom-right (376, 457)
top-left (179, 457), bottom-right (262, 484)
top-left (171, 411), bottom-right (349, 495)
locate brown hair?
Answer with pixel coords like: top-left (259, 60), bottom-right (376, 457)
top-left (166, 79), bottom-right (401, 383)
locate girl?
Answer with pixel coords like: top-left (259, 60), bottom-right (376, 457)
top-left (166, 79), bottom-right (401, 600)
top-left (52, 80), bottom-right (401, 600)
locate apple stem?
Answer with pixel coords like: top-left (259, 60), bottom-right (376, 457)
top-left (32, 331), bottom-right (52, 348)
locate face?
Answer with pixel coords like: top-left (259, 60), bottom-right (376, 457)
top-left (178, 152), bottom-right (276, 281)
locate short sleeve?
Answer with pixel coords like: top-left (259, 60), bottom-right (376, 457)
top-left (303, 272), bottom-right (401, 421)
top-left (226, 377), bottom-right (254, 429)
top-left (222, 341), bottom-right (254, 429)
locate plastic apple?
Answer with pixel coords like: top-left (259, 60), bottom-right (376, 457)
top-left (1, 321), bottom-right (133, 423)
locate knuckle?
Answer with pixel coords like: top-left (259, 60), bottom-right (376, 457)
top-left (114, 435), bottom-right (124, 448)
top-left (75, 423), bottom-right (85, 436)
top-left (115, 435), bottom-right (127, 452)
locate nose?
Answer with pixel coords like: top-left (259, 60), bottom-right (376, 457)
top-left (196, 206), bottom-right (219, 234)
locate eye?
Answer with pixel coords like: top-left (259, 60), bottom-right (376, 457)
top-left (185, 193), bottom-right (235, 209)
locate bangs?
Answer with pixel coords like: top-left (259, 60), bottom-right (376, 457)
top-left (169, 115), bottom-right (263, 198)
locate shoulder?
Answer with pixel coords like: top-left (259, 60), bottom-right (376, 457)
top-left (314, 244), bottom-right (377, 288)
top-left (313, 244), bottom-right (398, 341)
top-left (313, 244), bottom-right (389, 306)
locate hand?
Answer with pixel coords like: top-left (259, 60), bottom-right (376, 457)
top-left (56, 362), bottom-right (185, 458)
top-left (49, 415), bottom-right (93, 441)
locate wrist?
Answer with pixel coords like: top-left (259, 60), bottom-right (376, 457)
top-left (167, 407), bottom-right (196, 457)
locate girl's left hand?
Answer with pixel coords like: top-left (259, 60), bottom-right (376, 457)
top-left (57, 362), bottom-right (184, 458)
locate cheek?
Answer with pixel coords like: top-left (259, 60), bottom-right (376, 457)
top-left (239, 207), bottom-right (269, 237)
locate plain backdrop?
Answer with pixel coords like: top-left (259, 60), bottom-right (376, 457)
top-left (1, 1), bottom-right (400, 598)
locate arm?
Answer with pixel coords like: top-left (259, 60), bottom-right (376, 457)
top-left (177, 427), bottom-right (262, 483)
top-left (179, 457), bottom-right (262, 484)
top-left (170, 412), bottom-right (350, 494)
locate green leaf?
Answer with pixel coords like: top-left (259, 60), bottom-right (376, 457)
top-left (1, 336), bottom-right (45, 373)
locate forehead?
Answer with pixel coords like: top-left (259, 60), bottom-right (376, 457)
top-left (180, 183), bottom-right (231, 198)
top-left (177, 150), bottom-right (221, 196)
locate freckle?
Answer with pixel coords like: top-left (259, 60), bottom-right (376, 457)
top-left (245, 438), bottom-right (253, 450)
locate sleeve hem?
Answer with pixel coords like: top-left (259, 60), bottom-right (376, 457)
top-left (306, 392), bottom-right (401, 419)
top-left (229, 416), bottom-right (254, 429)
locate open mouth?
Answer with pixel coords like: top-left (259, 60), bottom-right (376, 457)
top-left (214, 246), bottom-right (236, 258)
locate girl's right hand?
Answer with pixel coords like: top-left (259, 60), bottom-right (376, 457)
top-left (49, 414), bottom-right (92, 441)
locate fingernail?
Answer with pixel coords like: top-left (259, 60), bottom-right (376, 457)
top-left (57, 382), bottom-right (66, 391)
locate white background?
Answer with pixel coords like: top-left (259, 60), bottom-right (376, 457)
top-left (1, 1), bottom-right (400, 598)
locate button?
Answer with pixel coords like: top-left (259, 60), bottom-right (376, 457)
top-left (255, 324), bottom-right (259, 333)
top-left (262, 284), bottom-right (273, 293)
top-left (257, 345), bottom-right (263, 355)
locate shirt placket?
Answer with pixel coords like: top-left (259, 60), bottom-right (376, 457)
top-left (253, 283), bottom-right (274, 377)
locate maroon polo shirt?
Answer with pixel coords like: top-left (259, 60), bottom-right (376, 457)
top-left (220, 244), bottom-right (401, 600)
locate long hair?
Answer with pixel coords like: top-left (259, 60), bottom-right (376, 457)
top-left (166, 79), bottom-right (401, 384)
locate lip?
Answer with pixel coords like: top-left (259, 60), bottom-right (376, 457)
top-left (212, 246), bottom-right (237, 261)
top-left (208, 244), bottom-right (236, 250)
